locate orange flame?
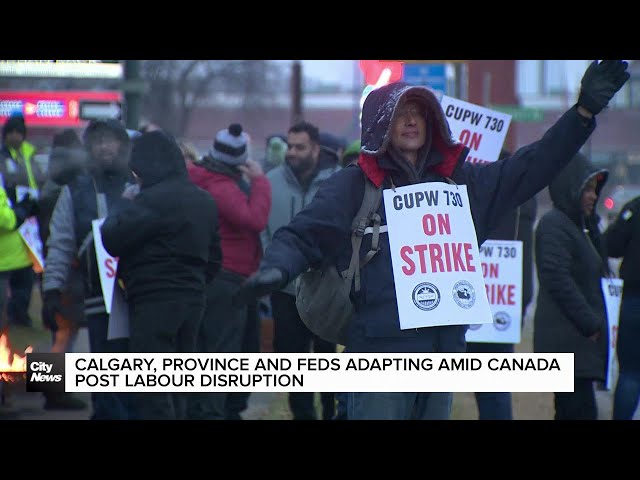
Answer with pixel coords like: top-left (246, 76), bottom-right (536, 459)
top-left (0, 332), bottom-right (32, 382)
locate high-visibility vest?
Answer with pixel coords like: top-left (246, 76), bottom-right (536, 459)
top-left (6, 141), bottom-right (38, 190)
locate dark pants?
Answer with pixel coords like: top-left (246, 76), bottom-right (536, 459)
top-left (128, 296), bottom-right (204, 420)
top-left (554, 378), bottom-right (597, 420)
top-left (225, 301), bottom-right (260, 419)
top-left (188, 274), bottom-right (248, 420)
top-left (613, 294), bottom-right (640, 420)
top-left (613, 371), bottom-right (640, 420)
top-left (271, 291), bottom-right (336, 420)
top-left (87, 312), bottom-right (135, 420)
top-left (7, 266), bottom-right (34, 327)
top-left (467, 342), bottom-right (514, 420)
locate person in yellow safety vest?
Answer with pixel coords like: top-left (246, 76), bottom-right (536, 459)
top-left (0, 113), bottom-right (43, 327)
top-left (0, 173), bottom-right (39, 329)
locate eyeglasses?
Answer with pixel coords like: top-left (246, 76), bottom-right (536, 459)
top-left (396, 106), bottom-right (425, 120)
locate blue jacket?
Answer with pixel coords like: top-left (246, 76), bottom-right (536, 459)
top-left (261, 82), bottom-right (596, 353)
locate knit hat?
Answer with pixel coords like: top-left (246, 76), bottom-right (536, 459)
top-left (210, 123), bottom-right (249, 166)
top-left (2, 113), bottom-right (26, 140)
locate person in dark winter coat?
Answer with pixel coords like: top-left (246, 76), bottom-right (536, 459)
top-left (187, 123), bottom-right (270, 420)
top-left (466, 149), bottom-right (538, 420)
top-left (235, 60), bottom-right (629, 420)
top-left (533, 152), bottom-right (610, 420)
top-left (604, 194), bottom-right (640, 420)
top-left (39, 129), bottom-right (86, 260)
top-left (42, 118), bottom-right (135, 420)
top-left (37, 128), bottom-right (87, 410)
top-left (101, 130), bottom-right (221, 420)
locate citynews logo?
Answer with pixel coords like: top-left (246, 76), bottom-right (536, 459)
top-left (26, 353), bottom-right (65, 393)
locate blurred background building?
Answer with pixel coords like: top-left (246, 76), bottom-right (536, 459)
top-left (1, 60), bottom-right (638, 215)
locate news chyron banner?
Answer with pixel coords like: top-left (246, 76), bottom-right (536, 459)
top-left (25, 353), bottom-right (574, 394)
top-left (384, 183), bottom-right (492, 329)
top-left (466, 240), bottom-right (523, 344)
top-left (441, 96), bottom-right (512, 164)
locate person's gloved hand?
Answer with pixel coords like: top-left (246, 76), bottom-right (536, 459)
top-left (233, 268), bottom-right (288, 306)
top-left (42, 290), bottom-right (62, 332)
top-left (13, 194), bottom-right (40, 228)
top-left (578, 60), bottom-right (630, 116)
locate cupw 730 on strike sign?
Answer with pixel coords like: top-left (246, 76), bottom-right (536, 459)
top-left (384, 182), bottom-right (492, 330)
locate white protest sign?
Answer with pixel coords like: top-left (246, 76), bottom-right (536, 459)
top-left (440, 96), bottom-right (512, 164)
top-left (92, 218), bottom-right (118, 314)
top-left (466, 240), bottom-right (523, 344)
top-left (18, 217), bottom-right (45, 272)
top-left (15, 185), bottom-right (44, 272)
top-left (601, 278), bottom-right (623, 391)
top-left (384, 182), bottom-right (492, 329)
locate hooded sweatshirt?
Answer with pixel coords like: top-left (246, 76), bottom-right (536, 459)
top-left (260, 82), bottom-right (596, 352)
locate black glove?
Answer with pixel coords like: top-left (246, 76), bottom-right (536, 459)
top-left (578, 60), bottom-right (630, 116)
top-left (13, 194), bottom-right (40, 228)
top-left (233, 268), bottom-right (288, 306)
top-left (42, 289), bottom-right (62, 332)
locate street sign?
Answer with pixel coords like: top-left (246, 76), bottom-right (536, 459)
top-left (403, 63), bottom-right (447, 93)
top-left (80, 101), bottom-right (121, 121)
top-left (489, 105), bottom-right (544, 123)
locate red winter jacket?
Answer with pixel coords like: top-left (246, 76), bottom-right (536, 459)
top-left (189, 165), bottom-right (271, 277)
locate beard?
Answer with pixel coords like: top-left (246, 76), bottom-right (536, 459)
top-left (286, 155), bottom-right (315, 176)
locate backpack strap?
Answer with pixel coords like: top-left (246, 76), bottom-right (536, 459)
top-left (342, 174), bottom-right (383, 293)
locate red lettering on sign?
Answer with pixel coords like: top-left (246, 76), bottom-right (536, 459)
top-left (105, 257), bottom-right (117, 278)
top-left (400, 246), bottom-right (415, 275)
top-left (399, 242), bottom-right (477, 274)
top-left (485, 284), bottom-right (516, 305)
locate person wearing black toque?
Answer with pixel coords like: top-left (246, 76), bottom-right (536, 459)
top-left (42, 118), bottom-right (135, 420)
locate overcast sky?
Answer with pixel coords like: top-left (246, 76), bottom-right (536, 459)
top-left (301, 60), bottom-right (358, 87)
top-left (274, 60), bottom-right (359, 88)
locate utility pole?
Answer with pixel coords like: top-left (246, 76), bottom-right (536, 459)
top-left (122, 60), bottom-right (145, 130)
top-left (453, 62), bottom-right (467, 101)
top-left (291, 61), bottom-right (303, 124)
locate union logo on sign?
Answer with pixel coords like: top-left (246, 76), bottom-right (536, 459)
top-left (412, 282), bottom-right (441, 311)
top-left (453, 280), bottom-right (476, 309)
